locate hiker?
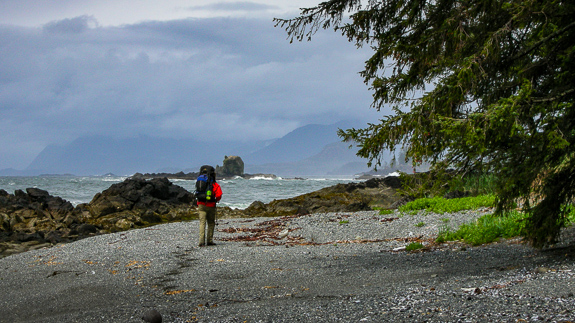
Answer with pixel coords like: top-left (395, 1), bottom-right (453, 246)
top-left (194, 165), bottom-right (222, 246)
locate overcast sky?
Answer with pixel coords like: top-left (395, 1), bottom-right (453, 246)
top-left (0, 1), bottom-right (381, 170)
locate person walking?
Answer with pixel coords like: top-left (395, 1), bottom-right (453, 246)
top-left (195, 165), bottom-right (222, 246)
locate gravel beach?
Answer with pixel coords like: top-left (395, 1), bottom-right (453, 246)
top-left (1, 209), bottom-right (574, 322)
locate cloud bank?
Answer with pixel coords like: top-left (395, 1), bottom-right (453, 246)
top-left (0, 13), bottom-right (378, 169)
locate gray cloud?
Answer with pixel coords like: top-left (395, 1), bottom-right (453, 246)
top-left (186, 1), bottom-right (279, 12)
top-left (0, 16), bottom-right (379, 169)
top-left (43, 15), bottom-right (98, 34)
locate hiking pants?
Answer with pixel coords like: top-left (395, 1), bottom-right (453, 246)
top-left (198, 204), bottom-right (216, 245)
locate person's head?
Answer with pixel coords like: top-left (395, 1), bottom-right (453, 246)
top-left (200, 165), bottom-right (212, 174)
top-left (200, 165), bottom-right (216, 180)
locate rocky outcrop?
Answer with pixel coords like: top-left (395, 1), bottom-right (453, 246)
top-left (0, 188), bottom-right (86, 256)
top-left (242, 177), bottom-right (403, 218)
top-left (133, 156), bottom-right (270, 180)
top-left (216, 156), bottom-right (244, 178)
top-left (132, 171), bottom-right (198, 180)
top-left (81, 177), bottom-right (196, 232)
top-left (0, 178), bottom-right (199, 258)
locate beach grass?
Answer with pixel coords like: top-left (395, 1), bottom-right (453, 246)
top-left (436, 204), bottom-right (575, 245)
top-left (405, 242), bottom-right (424, 251)
top-left (393, 194), bottom-right (575, 245)
top-left (398, 195), bottom-right (496, 214)
top-left (436, 211), bottom-right (526, 245)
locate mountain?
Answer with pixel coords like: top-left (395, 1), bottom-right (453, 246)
top-left (0, 168), bottom-right (40, 176)
top-left (243, 120), bottom-right (363, 165)
top-left (26, 136), bottom-right (244, 176)
top-left (21, 121), bottom-right (372, 176)
top-left (245, 141), bottom-right (371, 176)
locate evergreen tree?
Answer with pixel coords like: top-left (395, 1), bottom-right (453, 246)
top-left (275, 0), bottom-right (575, 247)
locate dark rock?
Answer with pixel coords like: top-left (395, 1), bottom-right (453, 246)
top-left (83, 177), bottom-right (196, 231)
top-left (246, 201), bottom-right (266, 213)
top-left (26, 188), bottom-right (51, 200)
top-left (381, 175), bottom-right (403, 189)
top-left (175, 190), bottom-right (194, 204)
top-left (14, 232), bottom-right (44, 243)
top-left (44, 231), bottom-right (63, 244)
top-left (216, 156), bottom-right (244, 178)
top-left (14, 189), bottom-right (27, 199)
top-left (142, 309), bottom-right (162, 323)
top-left (140, 211), bottom-right (162, 223)
top-left (0, 178), bottom-right (200, 258)
top-left (364, 178), bottom-right (381, 188)
top-left (0, 188), bottom-right (78, 236)
top-left (75, 223), bottom-right (98, 235)
top-left (243, 177), bottom-right (402, 218)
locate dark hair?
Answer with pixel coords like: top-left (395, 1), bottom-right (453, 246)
top-left (200, 165), bottom-right (216, 181)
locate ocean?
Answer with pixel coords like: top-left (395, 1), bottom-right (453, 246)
top-left (0, 175), bottom-right (363, 210)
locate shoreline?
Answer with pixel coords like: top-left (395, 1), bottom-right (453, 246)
top-left (1, 210), bottom-right (574, 322)
top-left (1, 176), bottom-right (402, 259)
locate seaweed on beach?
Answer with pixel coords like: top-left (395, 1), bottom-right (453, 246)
top-left (218, 213), bottom-right (434, 248)
top-left (218, 214), bottom-right (304, 246)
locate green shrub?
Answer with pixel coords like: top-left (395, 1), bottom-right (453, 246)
top-left (378, 209), bottom-right (395, 215)
top-left (436, 211), bottom-right (526, 245)
top-left (565, 205), bottom-right (575, 224)
top-left (399, 195), bottom-right (495, 214)
top-left (436, 204), bottom-right (575, 246)
top-left (415, 222), bottom-right (425, 227)
top-left (405, 242), bottom-right (424, 251)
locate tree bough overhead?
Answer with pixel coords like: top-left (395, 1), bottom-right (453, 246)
top-left (275, 0), bottom-right (575, 247)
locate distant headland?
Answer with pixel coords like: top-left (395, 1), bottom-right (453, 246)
top-left (132, 155), bottom-right (277, 180)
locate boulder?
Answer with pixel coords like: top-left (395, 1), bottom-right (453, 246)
top-left (216, 156), bottom-right (244, 178)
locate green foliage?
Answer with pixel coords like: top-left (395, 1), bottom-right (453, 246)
top-left (397, 170), bottom-right (496, 200)
top-left (338, 220), bottom-right (349, 224)
top-left (448, 173), bottom-right (498, 196)
top-left (377, 209), bottom-right (395, 215)
top-left (436, 211), bottom-right (526, 245)
top-left (399, 195), bottom-right (495, 214)
top-left (437, 207), bottom-right (575, 245)
top-left (405, 242), bottom-right (424, 251)
top-left (397, 171), bottom-right (449, 199)
top-left (415, 222), bottom-right (425, 228)
top-left (276, 0), bottom-right (575, 247)
top-left (567, 205), bottom-right (575, 224)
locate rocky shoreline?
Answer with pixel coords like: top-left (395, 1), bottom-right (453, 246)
top-left (0, 176), bottom-right (405, 258)
top-left (0, 177), bottom-right (197, 258)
